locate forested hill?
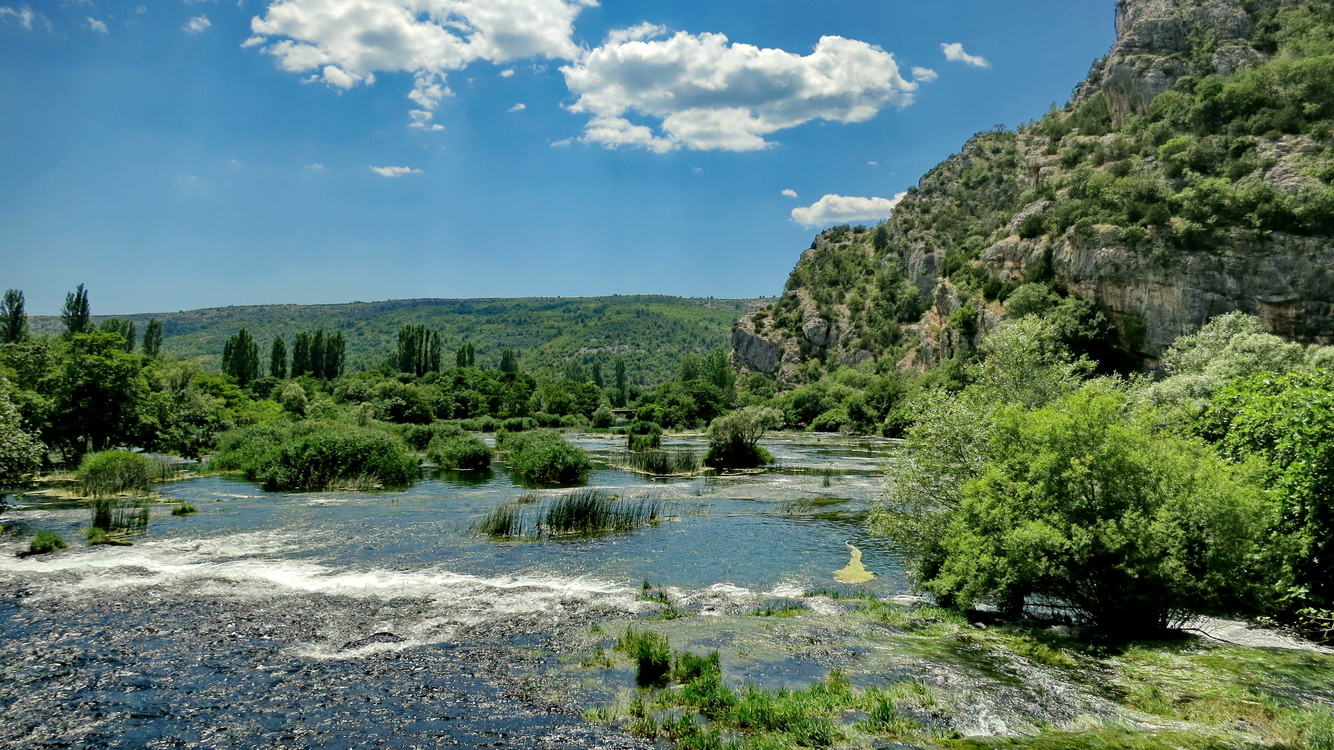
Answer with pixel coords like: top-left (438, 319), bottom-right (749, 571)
top-left (734, 0), bottom-right (1334, 384)
top-left (27, 296), bottom-right (766, 386)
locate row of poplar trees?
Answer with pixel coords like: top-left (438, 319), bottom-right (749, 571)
top-left (222, 328), bottom-right (345, 386)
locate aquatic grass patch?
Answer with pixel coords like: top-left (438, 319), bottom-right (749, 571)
top-left (24, 530), bottom-right (66, 556)
top-left (501, 430), bottom-right (591, 486)
top-left (613, 449), bottom-right (703, 477)
top-left (616, 628), bottom-right (672, 688)
top-left (540, 491), bottom-right (663, 536)
top-left (77, 450), bottom-right (167, 497)
top-left (427, 434), bottom-right (491, 471)
top-left (170, 503), bottom-right (197, 516)
top-left (475, 502), bottom-right (527, 538)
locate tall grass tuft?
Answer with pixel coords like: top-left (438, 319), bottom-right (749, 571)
top-left (87, 497), bottom-right (151, 544)
top-left (77, 450), bottom-right (166, 497)
top-left (614, 449), bottom-right (701, 477)
top-left (27, 530), bottom-right (66, 555)
top-left (475, 502), bottom-right (526, 538)
top-left (617, 628), bottom-right (672, 688)
top-left (539, 491), bottom-right (662, 536)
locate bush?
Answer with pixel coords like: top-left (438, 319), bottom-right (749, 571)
top-left (27, 530), bottom-right (66, 555)
top-left (703, 407), bottom-right (781, 469)
top-left (77, 450), bottom-right (163, 497)
top-left (210, 424), bottom-right (290, 478)
top-left (501, 417), bottom-right (537, 433)
top-left (171, 503), bottom-right (197, 516)
top-left (252, 425), bottom-right (419, 491)
top-left (400, 421), bottom-right (467, 451)
top-left (627, 419), bottom-right (663, 451)
top-left (502, 430), bottom-right (591, 486)
top-left (617, 628), bottom-right (672, 688)
top-left (427, 434), bottom-right (492, 471)
top-left (590, 404), bottom-right (615, 428)
top-left (927, 383), bottom-right (1265, 634)
top-left (808, 407), bottom-right (849, 433)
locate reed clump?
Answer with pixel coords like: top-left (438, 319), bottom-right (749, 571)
top-left (475, 491), bottom-right (666, 539)
top-left (77, 450), bottom-right (168, 497)
top-left (615, 450), bottom-right (702, 477)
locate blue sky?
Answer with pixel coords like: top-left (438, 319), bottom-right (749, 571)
top-left (1, 0), bottom-right (1115, 315)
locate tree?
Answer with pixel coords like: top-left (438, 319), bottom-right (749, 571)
top-left (703, 406), bottom-right (782, 468)
top-left (322, 331), bottom-right (345, 380)
top-left (99, 318), bottom-right (136, 352)
top-left (142, 319), bottom-right (163, 358)
top-left (292, 332), bottom-right (312, 378)
top-left (592, 361), bottom-right (604, 388)
top-left (61, 283), bottom-right (91, 337)
top-left (613, 357), bottom-right (628, 407)
top-left (270, 336), bottom-right (288, 380)
top-left (499, 348), bottom-right (519, 374)
top-left (396, 324), bottom-right (440, 376)
top-left (0, 379), bottom-right (44, 502)
top-left (926, 382), bottom-right (1264, 635)
top-left (1, 289), bottom-right (27, 343)
top-left (456, 342), bottom-right (475, 368)
top-left (222, 329), bottom-right (261, 387)
top-left (45, 331), bottom-right (149, 458)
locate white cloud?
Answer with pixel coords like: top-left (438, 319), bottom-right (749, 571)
top-left (247, 0), bottom-right (596, 131)
top-left (499, 68), bottom-right (515, 78)
top-left (370, 165), bottom-right (422, 177)
top-left (790, 192), bottom-right (907, 228)
top-left (562, 32), bottom-right (916, 153)
top-left (867, 160), bottom-right (878, 167)
top-left (0, 6), bottom-right (49, 31)
top-left (604, 21), bottom-right (666, 46)
top-left (781, 188), bottom-right (798, 198)
top-left (86, 16), bottom-right (108, 33)
top-left (911, 66), bottom-right (938, 83)
top-left (184, 15), bottom-right (211, 34)
top-left (305, 163), bottom-right (326, 172)
top-left (508, 102), bottom-right (526, 112)
top-left (941, 42), bottom-right (989, 68)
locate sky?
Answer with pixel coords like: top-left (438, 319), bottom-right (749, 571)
top-left (1, 0), bottom-right (1116, 316)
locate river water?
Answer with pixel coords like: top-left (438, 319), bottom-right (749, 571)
top-left (0, 433), bottom-right (906, 749)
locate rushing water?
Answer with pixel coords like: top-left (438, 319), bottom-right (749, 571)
top-left (0, 433), bottom-right (906, 749)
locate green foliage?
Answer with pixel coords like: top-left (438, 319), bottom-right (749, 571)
top-left (808, 407), bottom-right (849, 433)
top-left (427, 434), bottom-right (491, 471)
top-left (89, 496), bottom-right (150, 539)
top-left (260, 425), bottom-right (418, 490)
top-left (27, 530), bottom-right (66, 555)
top-left (99, 318), bottom-right (136, 352)
top-left (0, 381), bottom-right (43, 495)
top-left (289, 329), bottom-right (344, 380)
top-left (475, 501), bottom-right (525, 538)
top-left (1004, 283), bottom-right (1059, 319)
top-left (1, 289), bottom-right (27, 344)
top-left (626, 419), bottom-right (662, 451)
top-left (171, 503), bottom-right (197, 516)
top-left (77, 449), bottom-right (163, 496)
top-left (538, 490), bottom-right (662, 536)
top-left (395, 324), bottom-right (442, 376)
top-left (269, 336), bottom-right (287, 379)
top-left (703, 406), bottom-right (781, 469)
top-left (617, 449), bottom-right (700, 476)
top-left (61, 283), bottom-right (91, 337)
top-left (222, 329), bottom-right (261, 387)
top-left (927, 382), bottom-right (1265, 633)
top-left (1202, 368), bottom-right (1334, 618)
top-left (142, 319), bottom-right (163, 359)
top-left (45, 332), bottom-right (150, 458)
top-left (501, 429), bottom-right (591, 485)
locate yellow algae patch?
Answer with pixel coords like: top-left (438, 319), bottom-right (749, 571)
top-left (834, 541), bottom-right (875, 584)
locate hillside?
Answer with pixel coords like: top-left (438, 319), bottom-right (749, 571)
top-left (28, 295), bottom-right (765, 386)
top-left (734, 0), bottom-right (1334, 383)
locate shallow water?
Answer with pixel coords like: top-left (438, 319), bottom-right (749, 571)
top-left (0, 432), bottom-right (906, 748)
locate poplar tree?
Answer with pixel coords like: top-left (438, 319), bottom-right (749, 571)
top-left (99, 318), bottom-right (136, 352)
top-left (456, 342), bottom-right (475, 368)
top-left (270, 336), bottom-right (288, 379)
top-left (499, 348), bottom-right (519, 374)
top-left (61, 283), bottom-right (92, 337)
top-left (613, 357), bottom-right (627, 407)
top-left (310, 329), bottom-right (326, 380)
top-left (222, 329), bottom-right (261, 386)
top-left (1, 289), bottom-right (27, 343)
top-left (323, 331), bottom-right (345, 379)
top-left (292, 332), bottom-right (312, 378)
top-left (592, 361), bottom-right (604, 388)
top-left (142, 319), bottom-right (163, 358)
top-left (396, 324), bottom-right (441, 376)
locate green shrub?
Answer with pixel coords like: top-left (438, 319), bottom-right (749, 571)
top-left (808, 407), bottom-right (849, 433)
top-left (171, 503), bottom-right (197, 516)
top-left (27, 530), bottom-right (66, 555)
top-left (209, 424), bottom-right (291, 478)
top-left (77, 450), bottom-right (163, 497)
top-left (257, 425), bottom-right (419, 491)
top-left (89, 497), bottom-right (150, 538)
top-left (617, 628), bottom-right (672, 688)
top-left (501, 416), bottom-right (537, 433)
top-left (502, 430), bottom-right (591, 485)
top-left (703, 407), bottom-right (781, 469)
top-left (400, 421), bottom-right (467, 451)
top-left (627, 420), bottom-right (662, 451)
top-left (427, 434), bottom-right (492, 471)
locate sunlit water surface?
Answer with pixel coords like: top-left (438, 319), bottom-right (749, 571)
top-left (0, 433), bottom-right (905, 749)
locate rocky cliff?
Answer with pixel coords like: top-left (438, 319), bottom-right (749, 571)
top-left (734, 0), bottom-right (1334, 382)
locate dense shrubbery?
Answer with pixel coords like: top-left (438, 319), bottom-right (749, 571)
top-left (427, 434), bottom-right (491, 471)
top-left (703, 406), bottom-right (781, 469)
top-left (77, 450), bottom-right (164, 496)
top-left (499, 429), bottom-right (591, 486)
top-left (212, 423), bottom-right (418, 490)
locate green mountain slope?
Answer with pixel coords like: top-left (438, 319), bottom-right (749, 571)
top-left (29, 296), bottom-right (765, 386)
top-left (734, 0), bottom-right (1334, 383)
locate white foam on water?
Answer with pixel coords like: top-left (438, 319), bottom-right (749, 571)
top-left (766, 583), bottom-right (807, 599)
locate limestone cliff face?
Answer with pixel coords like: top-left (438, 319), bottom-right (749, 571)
top-left (734, 0), bottom-right (1334, 379)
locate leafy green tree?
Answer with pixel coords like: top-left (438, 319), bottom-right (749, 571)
top-left (99, 318), bottom-right (136, 352)
top-left (292, 332), bottom-right (311, 377)
top-left (456, 342), bottom-right (475, 368)
top-left (928, 382), bottom-right (1265, 634)
top-left (613, 357), bottom-right (627, 407)
top-left (396, 324), bottom-right (440, 376)
top-left (678, 354), bottom-right (701, 383)
top-left (0, 379), bottom-right (44, 502)
top-left (703, 406), bottom-right (782, 468)
top-left (499, 348), bottom-right (519, 373)
top-left (1, 289), bottom-right (27, 343)
top-left (322, 331), bottom-right (345, 380)
top-left (1203, 369), bottom-right (1334, 621)
top-left (270, 336), bottom-right (287, 380)
top-left (61, 283), bottom-right (91, 338)
top-left (223, 329), bottom-right (261, 387)
top-left (45, 331), bottom-right (149, 458)
top-left (591, 361), bottom-right (604, 388)
top-left (141, 319), bottom-right (163, 358)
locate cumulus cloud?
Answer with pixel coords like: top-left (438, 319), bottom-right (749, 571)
top-left (781, 188), bottom-right (798, 198)
top-left (184, 15), bottom-right (211, 34)
top-left (941, 42), bottom-right (988, 68)
top-left (0, 6), bottom-right (49, 30)
top-left (86, 16), bottom-right (108, 33)
top-left (508, 102), bottom-right (526, 112)
top-left (305, 163), bottom-right (326, 172)
top-left (247, 0), bottom-right (596, 131)
top-left (790, 192), bottom-right (907, 228)
top-left (370, 165), bottom-right (422, 177)
top-left (911, 66), bottom-right (938, 83)
top-left (499, 68), bottom-right (515, 78)
top-left (562, 32), bottom-right (916, 152)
